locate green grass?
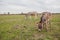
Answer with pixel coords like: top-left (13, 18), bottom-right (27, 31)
top-left (0, 14), bottom-right (60, 40)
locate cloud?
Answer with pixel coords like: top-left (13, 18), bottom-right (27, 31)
top-left (0, 0), bottom-right (60, 13)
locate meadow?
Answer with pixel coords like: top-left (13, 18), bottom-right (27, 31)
top-left (0, 14), bottom-right (60, 40)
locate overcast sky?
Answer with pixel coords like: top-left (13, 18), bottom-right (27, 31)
top-left (0, 0), bottom-right (60, 13)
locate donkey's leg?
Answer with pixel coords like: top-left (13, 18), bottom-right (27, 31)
top-left (48, 20), bottom-right (51, 32)
top-left (41, 23), bottom-right (44, 30)
top-left (45, 21), bottom-right (49, 31)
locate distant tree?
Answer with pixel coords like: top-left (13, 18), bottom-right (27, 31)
top-left (21, 12), bottom-right (23, 15)
top-left (8, 12), bottom-right (10, 15)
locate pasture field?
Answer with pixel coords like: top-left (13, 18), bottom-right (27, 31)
top-left (0, 14), bottom-right (60, 40)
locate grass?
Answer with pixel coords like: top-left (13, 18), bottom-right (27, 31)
top-left (0, 14), bottom-right (60, 40)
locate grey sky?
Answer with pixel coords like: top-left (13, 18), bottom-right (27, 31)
top-left (0, 0), bottom-right (60, 13)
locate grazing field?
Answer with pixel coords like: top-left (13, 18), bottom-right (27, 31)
top-left (0, 14), bottom-right (60, 40)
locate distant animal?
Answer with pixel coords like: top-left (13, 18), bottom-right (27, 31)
top-left (24, 12), bottom-right (38, 19)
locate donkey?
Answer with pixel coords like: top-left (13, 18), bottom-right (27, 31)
top-left (38, 12), bottom-right (52, 31)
